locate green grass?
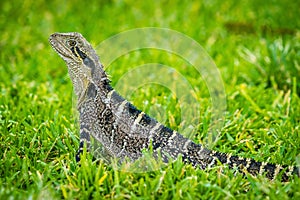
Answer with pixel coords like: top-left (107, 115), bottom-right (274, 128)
top-left (1, 0), bottom-right (300, 199)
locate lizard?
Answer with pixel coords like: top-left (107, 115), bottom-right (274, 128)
top-left (49, 32), bottom-right (299, 182)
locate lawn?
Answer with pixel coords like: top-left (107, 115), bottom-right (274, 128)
top-left (0, 0), bottom-right (300, 199)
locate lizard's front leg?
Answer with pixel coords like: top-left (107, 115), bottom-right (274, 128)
top-left (76, 124), bottom-right (91, 162)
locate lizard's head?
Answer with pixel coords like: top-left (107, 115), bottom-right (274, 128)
top-left (49, 32), bottom-right (106, 100)
top-left (49, 32), bottom-right (96, 64)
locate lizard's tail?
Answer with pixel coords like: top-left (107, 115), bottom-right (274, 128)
top-left (184, 142), bottom-right (298, 181)
top-left (212, 151), bottom-right (299, 182)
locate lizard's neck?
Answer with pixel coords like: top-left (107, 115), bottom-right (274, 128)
top-left (68, 59), bottom-right (112, 108)
top-left (92, 61), bottom-right (113, 94)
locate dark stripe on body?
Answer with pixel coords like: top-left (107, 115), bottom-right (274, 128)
top-left (111, 91), bottom-right (125, 104)
top-left (102, 78), bottom-right (113, 92)
top-left (264, 163), bottom-right (276, 180)
top-left (229, 156), bottom-right (248, 168)
top-left (152, 126), bottom-right (173, 149)
top-left (109, 90), bottom-right (126, 111)
top-left (127, 103), bottom-right (142, 119)
top-left (247, 161), bottom-right (262, 175)
top-left (213, 152), bottom-right (229, 164)
top-left (140, 114), bottom-right (152, 126)
top-left (87, 83), bottom-right (96, 98)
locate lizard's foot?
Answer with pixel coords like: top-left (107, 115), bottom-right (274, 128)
top-left (76, 141), bottom-right (85, 162)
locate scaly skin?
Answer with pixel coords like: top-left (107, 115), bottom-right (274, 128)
top-left (49, 32), bottom-right (299, 181)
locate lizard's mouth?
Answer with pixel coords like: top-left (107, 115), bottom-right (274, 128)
top-left (49, 33), bottom-right (77, 61)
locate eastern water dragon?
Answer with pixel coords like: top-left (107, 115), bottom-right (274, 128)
top-left (49, 32), bottom-right (299, 182)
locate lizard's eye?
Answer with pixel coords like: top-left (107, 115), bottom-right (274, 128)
top-left (68, 39), bottom-right (77, 47)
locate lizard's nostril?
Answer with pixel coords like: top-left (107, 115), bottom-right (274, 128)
top-left (50, 33), bottom-right (58, 38)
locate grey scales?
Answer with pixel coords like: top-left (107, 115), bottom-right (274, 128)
top-left (49, 32), bottom-right (299, 182)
